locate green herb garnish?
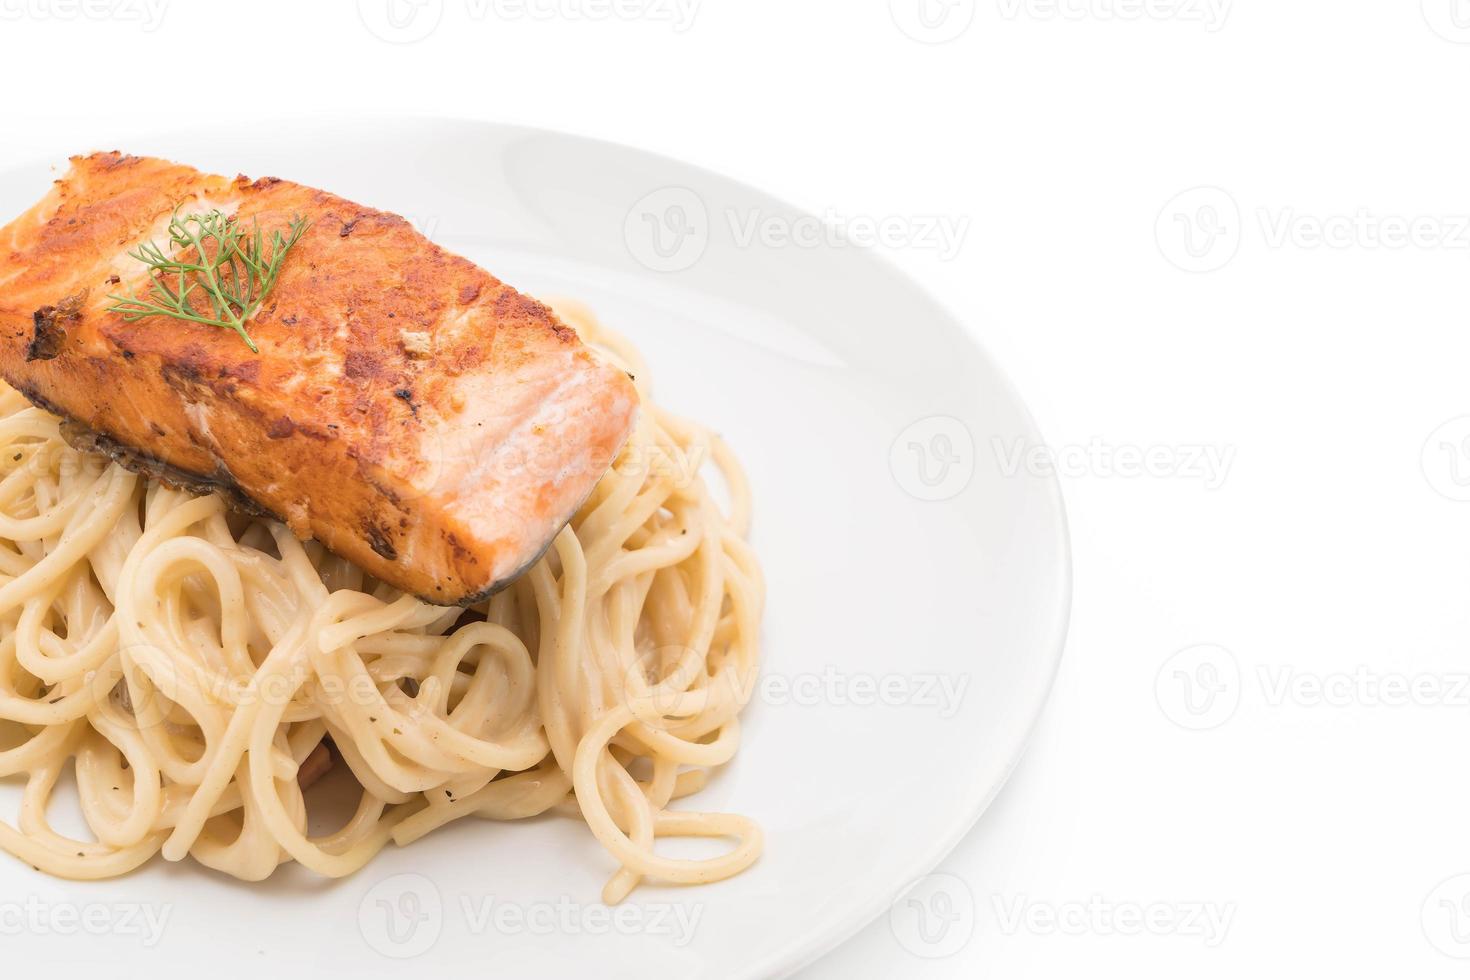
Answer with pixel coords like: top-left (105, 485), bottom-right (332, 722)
top-left (106, 208), bottom-right (309, 353)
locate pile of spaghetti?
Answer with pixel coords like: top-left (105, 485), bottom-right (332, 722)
top-left (0, 302), bottom-right (763, 901)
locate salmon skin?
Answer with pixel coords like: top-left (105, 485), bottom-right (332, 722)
top-left (0, 153), bottom-right (638, 605)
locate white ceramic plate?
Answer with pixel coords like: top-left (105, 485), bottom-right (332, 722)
top-left (0, 119), bottom-right (1069, 979)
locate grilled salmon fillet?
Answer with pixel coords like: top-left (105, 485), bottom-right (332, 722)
top-left (0, 152), bottom-right (638, 605)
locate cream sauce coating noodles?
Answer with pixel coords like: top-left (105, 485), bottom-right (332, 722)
top-left (0, 301), bottom-right (764, 902)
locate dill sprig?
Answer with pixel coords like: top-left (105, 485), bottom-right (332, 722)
top-left (106, 208), bottom-right (310, 353)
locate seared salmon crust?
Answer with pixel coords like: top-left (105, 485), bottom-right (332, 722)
top-left (0, 153), bottom-right (639, 605)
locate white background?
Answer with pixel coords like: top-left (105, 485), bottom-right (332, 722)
top-left (2, 1), bottom-right (1469, 975)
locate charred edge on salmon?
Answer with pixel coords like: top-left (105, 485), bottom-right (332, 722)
top-left (10, 383), bottom-right (544, 609)
top-left (27, 291), bottom-right (88, 362)
top-left (364, 522), bottom-right (398, 562)
top-left (12, 379), bottom-right (272, 520)
top-left (450, 529), bottom-right (561, 608)
top-left (57, 418), bottom-right (276, 523)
